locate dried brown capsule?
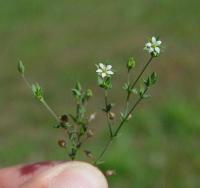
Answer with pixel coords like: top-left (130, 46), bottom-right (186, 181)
top-left (108, 112), bottom-right (116, 120)
top-left (87, 129), bottom-right (94, 138)
top-left (105, 170), bottom-right (116, 177)
top-left (58, 139), bottom-right (67, 148)
top-left (88, 113), bottom-right (96, 122)
top-left (60, 114), bottom-right (68, 123)
top-left (127, 113), bottom-right (132, 120)
top-left (84, 150), bottom-right (93, 159)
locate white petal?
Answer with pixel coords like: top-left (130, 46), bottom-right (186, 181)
top-left (156, 40), bottom-right (162, 45)
top-left (146, 42), bottom-right (152, 47)
top-left (151, 37), bottom-right (157, 44)
top-left (96, 69), bottom-right (102, 73)
top-left (101, 72), bottom-right (107, 78)
top-left (107, 70), bottom-right (114, 75)
top-left (99, 63), bottom-right (105, 69)
top-left (155, 47), bottom-right (160, 53)
top-left (149, 47), bottom-right (154, 53)
top-left (106, 65), bottom-right (112, 70)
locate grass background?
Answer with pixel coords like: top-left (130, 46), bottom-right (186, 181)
top-left (0, 0), bottom-right (200, 187)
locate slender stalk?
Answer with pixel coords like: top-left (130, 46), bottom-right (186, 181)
top-left (94, 88), bottom-right (148, 165)
top-left (123, 70), bottom-right (131, 117)
top-left (94, 137), bottom-right (113, 165)
top-left (104, 90), bottom-right (113, 137)
top-left (113, 88), bottom-right (147, 137)
top-left (22, 75), bottom-right (31, 89)
top-left (40, 98), bottom-right (59, 122)
top-left (127, 56), bottom-right (153, 101)
top-left (21, 74), bottom-right (59, 122)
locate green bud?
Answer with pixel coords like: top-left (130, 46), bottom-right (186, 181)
top-left (18, 60), bottom-right (25, 75)
top-left (127, 57), bottom-right (136, 71)
top-left (86, 89), bottom-right (93, 98)
top-left (32, 83), bottom-right (44, 100)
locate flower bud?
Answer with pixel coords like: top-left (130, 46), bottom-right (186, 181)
top-left (18, 60), bottom-right (25, 75)
top-left (32, 83), bottom-right (44, 101)
top-left (127, 57), bottom-right (136, 71)
top-left (86, 89), bottom-right (93, 98)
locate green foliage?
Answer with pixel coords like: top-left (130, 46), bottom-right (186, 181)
top-left (123, 83), bottom-right (138, 94)
top-left (2, 1), bottom-right (199, 187)
top-left (144, 72), bottom-right (158, 87)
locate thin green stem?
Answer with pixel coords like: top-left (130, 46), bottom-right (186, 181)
top-left (104, 90), bottom-right (113, 137)
top-left (127, 56), bottom-right (153, 101)
top-left (124, 70), bottom-right (131, 116)
top-left (113, 88), bottom-right (148, 137)
top-left (21, 74), bottom-right (59, 122)
top-left (94, 137), bottom-right (113, 165)
top-left (22, 75), bottom-right (31, 89)
top-left (40, 98), bottom-right (59, 122)
top-left (94, 88), bottom-right (148, 165)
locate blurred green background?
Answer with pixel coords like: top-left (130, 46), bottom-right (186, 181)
top-left (0, 0), bottom-right (200, 187)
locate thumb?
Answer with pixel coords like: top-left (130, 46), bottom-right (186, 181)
top-left (21, 161), bottom-right (108, 188)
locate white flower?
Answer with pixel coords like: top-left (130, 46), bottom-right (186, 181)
top-left (144, 36), bottom-right (162, 56)
top-left (96, 63), bottom-right (114, 78)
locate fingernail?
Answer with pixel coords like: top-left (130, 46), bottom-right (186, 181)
top-left (45, 162), bottom-right (108, 188)
top-left (23, 162), bottom-right (108, 188)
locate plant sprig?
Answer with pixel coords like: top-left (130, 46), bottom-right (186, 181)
top-left (17, 36), bottom-right (163, 169)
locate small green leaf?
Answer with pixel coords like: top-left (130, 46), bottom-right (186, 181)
top-left (123, 83), bottom-right (129, 90)
top-left (72, 88), bottom-right (81, 97)
top-left (150, 72), bottom-right (158, 85)
top-left (144, 77), bottom-right (151, 87)
top-left (139, 86), bottom-right (146, 98)
top-left (18, 60), bottom-right (25, 74)
top-left (75, 81), bottom-right (82, 91)
top-left (53, 124), bottom-right (61, 128)
top-left (131, 88), bottom-right (138, 94)
top-left (143, 94), bottom-right (150, 99)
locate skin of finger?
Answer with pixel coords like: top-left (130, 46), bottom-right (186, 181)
top-left (0, 161), bottom-right (59, 188)
top-left (21, 161), bottom-right (108, 188)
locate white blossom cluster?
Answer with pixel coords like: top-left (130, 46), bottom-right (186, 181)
top-left (144, 36), bottom-right (162, 57)
top-left (96, 63), bottom-right (114, 79)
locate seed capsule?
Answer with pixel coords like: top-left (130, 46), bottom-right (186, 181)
top-left (84, 150), bottom-right (93, 159)
top-left (87, 129), bottom-right (94, 138)
top-left (60, 114), bottom-right (68, 123)
top-left (58, 139), bottom-right (67, 148)
top-left (127, 114), bottom-right (132, 120)
top-left (105, 170), bottom-right (116, 177)
top-left (88, 113), bottom-right (96, 122)
top-left (108, 112), bottom-right (116, 120)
